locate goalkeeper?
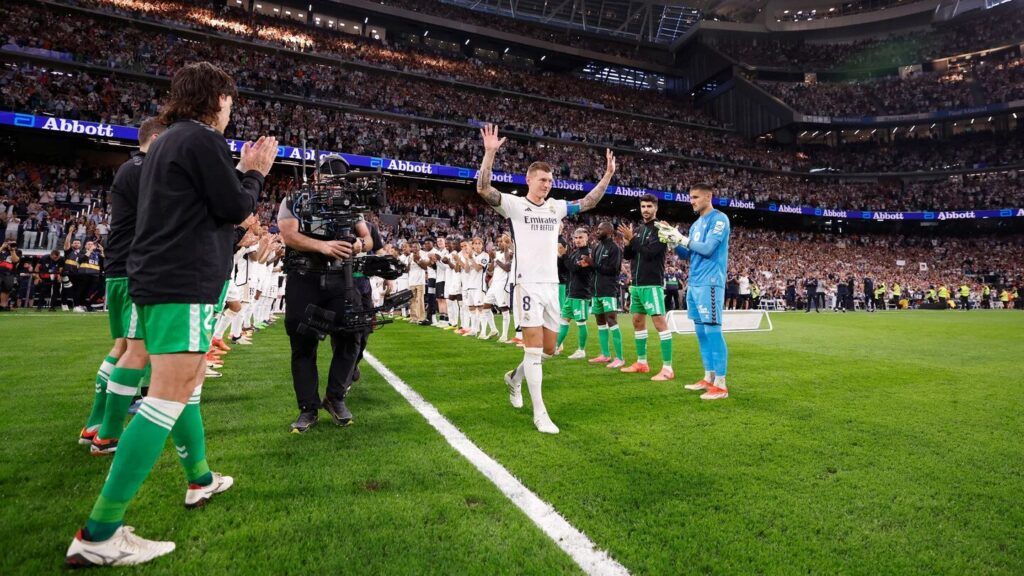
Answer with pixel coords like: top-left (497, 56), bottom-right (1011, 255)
top-left (657, 184), bottom-right (731, 400)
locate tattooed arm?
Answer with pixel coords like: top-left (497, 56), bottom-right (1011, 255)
top-left (576, 149), bottom-right (617, 213)
top-left (477, 124), bottom-right (506, 207)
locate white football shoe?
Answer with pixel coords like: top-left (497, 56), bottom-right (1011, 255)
top-left (504, 370), bottom-right (523, 408)
top-left (184, 472), bottom-right (234, 509)
top-left (65, 526), bottom-right (174, 567)
top-left (533, 411), bottom-right (560, 434)
top-left (567, 349), bottom-right (586, 360)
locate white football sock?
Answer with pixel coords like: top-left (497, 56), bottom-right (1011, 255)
top-left (214, 308), bottom-right (236, 340)
top-left (448, 301), bottom-right (459, 326)
top-left (704, 370), bottom-right (715, 383)
top-left (232, 304), bottom-right (248, 337)
top-left (500, 311), bottom-right (510, 340)
top-left (523, 347), bottom-right (547, 418)
top-left (714, 375), bottom-right (727, 390)
top-left (486, 309), bottom-right (497, 334)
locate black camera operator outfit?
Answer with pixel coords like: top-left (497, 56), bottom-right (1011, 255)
top-left (278, 198), bottom-right (368, 429)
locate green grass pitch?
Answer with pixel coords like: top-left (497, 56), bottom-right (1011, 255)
top-left (1, 310), bottom-right (1022, 575)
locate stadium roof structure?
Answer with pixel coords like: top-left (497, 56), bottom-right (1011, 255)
top-left (435, 0), bottom-right (710, 44)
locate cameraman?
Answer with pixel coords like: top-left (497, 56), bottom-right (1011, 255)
top-left (278, 194), bottom-right (374, 433)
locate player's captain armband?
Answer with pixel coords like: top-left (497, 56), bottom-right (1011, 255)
top-left (566, 201), bottom-right (581, 216)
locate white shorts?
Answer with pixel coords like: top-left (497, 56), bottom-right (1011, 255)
top-left (514, 282), bottom-right (560, 332)
top-left (238, 282), bottom-right (252, 303)
top-left (484, 283), bottom-right (510, 308)
top-left (446, 276), bottom-right (461, 297)
top-left (464, 289), bottom-right (485, 307)
top-left (226, 282), bottom-right (242, 302)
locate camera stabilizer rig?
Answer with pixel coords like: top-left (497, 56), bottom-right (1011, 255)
top-left (283, 154), bottom-right (410, 338)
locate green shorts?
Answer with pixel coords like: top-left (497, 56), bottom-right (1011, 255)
top-left (106, 276), bottom-right (133, 339)
top-left (629, 285), bottom-right (666, 316)
top-left (591, 296), bottom-right (619, 315)
top-left (560, 297), bottom-right (591, 322)
top-left (136, 281), bottom-right (230, 354)
top-left (136, 302), bottom-right (217, 355)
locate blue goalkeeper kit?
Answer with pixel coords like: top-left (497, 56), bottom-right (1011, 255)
top-left (674, 209), bottom-right (731, 376)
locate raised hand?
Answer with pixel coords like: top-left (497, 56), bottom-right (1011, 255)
top-left (480, 124), bottom-right (507, 152)
top-left (604, 148), bottom-right (617, 178)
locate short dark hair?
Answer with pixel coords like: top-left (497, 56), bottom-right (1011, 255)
top-left (640, 194), bottom-right (658, 205)
top-left (690, 183), bottom-right (715, 195)
top-left (158, 62), bottom-right (238, 126)
top-left (527, 161), bottom-right (553, 175)
top-left (138, 117), bottom-right (166, 145)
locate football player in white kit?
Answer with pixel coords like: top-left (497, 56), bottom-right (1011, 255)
top-left (442, 236), bottom-right (462, 330)
top-left (483, 233), bottom-right (514, 342)
top-left (431, 237), bottom-right (450, 327)
top-left (477, 124), bottom-right (616, 434)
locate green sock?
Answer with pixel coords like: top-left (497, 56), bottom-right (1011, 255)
top-left (85, 355), bottom-right (118, 429)
top-left (659, 330), bottom-right (673, 369)
top-left (598, 326), bottom-right (610, 356)
top-left (98, 367), bottom-right (145, 441)
top-left (556, 323), bottom-right (570, 348)
top-left (611, 325), bottom-right (623, 360)
top-left (140, 364), bottom-right (151, 388)
top-left (172, 386), bottom-right (212, 487)
top-left (86, 397), bottom-right (184, 541)
top-left (577, 323), bottom-right (588, 349)
top-left (635, 330), bottom-right (648, 363)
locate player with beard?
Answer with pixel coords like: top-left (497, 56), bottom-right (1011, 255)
top-left (617, 194), bottom-right (674, 381)
top-left (477, 124), bottom-right (616, 434)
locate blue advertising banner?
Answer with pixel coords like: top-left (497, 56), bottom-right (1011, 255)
top-left (3, 111), bottom-right (1022, 221)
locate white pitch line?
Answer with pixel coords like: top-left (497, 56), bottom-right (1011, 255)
top-left (363, 352), bottom-right (630, 576)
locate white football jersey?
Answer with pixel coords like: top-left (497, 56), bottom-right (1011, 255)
top-left (467, 252), bottom-right (489, 291)
top-left (492, 194), bottom-right (567, 284)
top-left (458, 252), bottom-right (472, 286)
top-left (433, 248), bottom-right (449, 280)
top-left (408, 250), bottom-right (426, 286)
top-left (491, 250), bottom-right (510, 291)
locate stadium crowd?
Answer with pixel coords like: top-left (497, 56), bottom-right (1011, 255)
top-left (712, 3), bottom-right (1024, 70)
top-left (757, 56), bottom-right (1024, 117)
top-left (3, 1), bottom-right (1020, 175)
top-left (7, 180), bottom-right (1020, 313)
top-left (37, 0), bottom-right (687, 120)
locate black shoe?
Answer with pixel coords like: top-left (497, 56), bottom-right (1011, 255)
top-left (290, 410), bottom-right (319, 434)
top-left (323, 396), bottom-right (353, 427)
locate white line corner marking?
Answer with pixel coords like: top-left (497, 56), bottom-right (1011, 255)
top-left (364, 353), bottom-right (630, 576)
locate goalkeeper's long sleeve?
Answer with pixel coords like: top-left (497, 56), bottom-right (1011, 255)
top-left (673, 245), bottom-right (690, 260)
top-left (687, 235), bottom-right (724, 258)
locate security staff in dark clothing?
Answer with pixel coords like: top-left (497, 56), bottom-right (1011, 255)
top-left (845, 277), bottom-right (856, 311)
top-left (863, 277), bottom-right (875, 312)
top-left (63, 235), bottom-right (83, 309)
top-left (76, 241), bottom-right (104, 311)
top-left (804, 278), bottom-right (820, 313)
top-left (278, 188), bottom-right (374, 434)
top-left (35, 250), bottom-right (63, 310)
